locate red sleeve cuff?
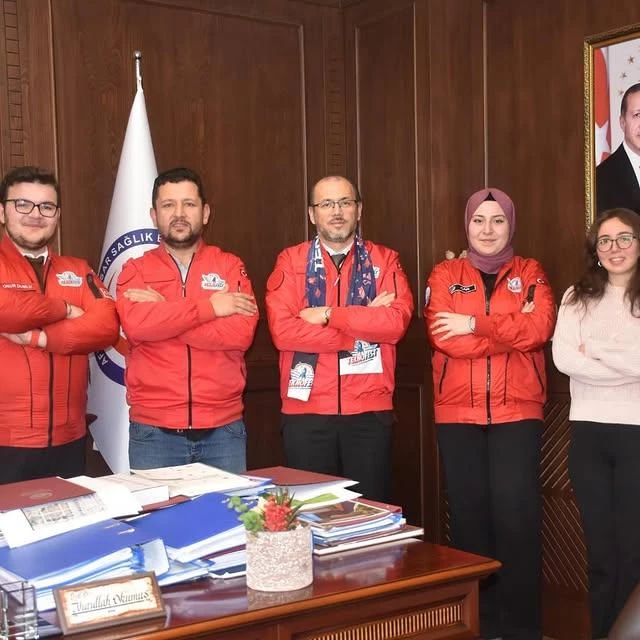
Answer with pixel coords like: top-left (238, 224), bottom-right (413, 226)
top-left (474, 314), bottom-right (492, 337)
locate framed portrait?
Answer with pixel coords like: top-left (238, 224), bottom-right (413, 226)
top-left (584, 23), bottom-right (640, 228)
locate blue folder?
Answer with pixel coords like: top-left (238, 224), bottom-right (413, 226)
top-left (126, 492), bottom-right (245, 562)
top-left (0, 519), bottom-right (154, 589)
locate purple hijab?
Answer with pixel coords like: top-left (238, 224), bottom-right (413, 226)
top-left (464, 187), bottom-right (515, 274)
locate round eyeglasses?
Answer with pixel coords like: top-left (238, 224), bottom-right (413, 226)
top-left (4, 198), bottom-right (59, 218)
top-left (596, 233), bottom-right (637, 252)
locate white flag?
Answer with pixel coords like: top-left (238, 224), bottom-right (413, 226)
top-left (88, 86), bottom-right (159, 473)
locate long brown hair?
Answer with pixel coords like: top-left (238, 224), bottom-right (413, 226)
top-left (567, 208), bottom-right (640, 315)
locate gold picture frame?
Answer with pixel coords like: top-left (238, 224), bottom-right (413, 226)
top-left (584, 22), bottom-right (640, 228)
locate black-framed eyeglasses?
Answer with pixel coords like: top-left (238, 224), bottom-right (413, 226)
top-left (311, 198), bottom-right (358, 211)
top-left (596, 233), bottom-right (637, 252)
top-left (3, 198), bottom-right (59, 218)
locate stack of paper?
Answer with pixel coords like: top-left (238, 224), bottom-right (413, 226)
top-left (73, 473), bottom-right (170, 509)
top-left (131, 463), bottom-right (269, 498)
top-left (296, 499), bottom-right (424, 555)
top-left (0, 477), bottom-right (113, 548)
top-left (248, 465), bottom-right (361, 509)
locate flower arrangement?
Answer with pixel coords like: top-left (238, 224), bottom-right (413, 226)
top-left (227, 490), bottom-right (302, 533)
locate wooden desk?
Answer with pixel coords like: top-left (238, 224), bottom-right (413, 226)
top-left (50, 541), bottom-right (499, 640)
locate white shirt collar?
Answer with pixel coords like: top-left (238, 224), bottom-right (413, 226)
top-left (622, 140), bottom-right (640, 187)
top-left (322, 241), bottom-right (353, 257)
top-left (21, 248), bottom-right (49, 261)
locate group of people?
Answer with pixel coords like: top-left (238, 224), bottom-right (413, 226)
top-left (1, 163), bottom-right (637, 639)
top-left (425, 189), bottom-right (640, 640)
top-left (0, 166), bottom-right (413, 507)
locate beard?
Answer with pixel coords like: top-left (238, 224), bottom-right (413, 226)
top-left (317, 221), bottom-right (357, 246)
top-left (4, 222), bottom-right (55, 252)
top-left (161, 221), bottom-right (202, 250)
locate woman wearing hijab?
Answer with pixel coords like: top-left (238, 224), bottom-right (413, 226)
top-left (552, 208), bottom-right (640, 639)
top-left (424, 188), bottom-right (556, 640)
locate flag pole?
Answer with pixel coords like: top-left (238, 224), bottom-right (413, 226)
top-left (134, 50), bottom-right (143, 91)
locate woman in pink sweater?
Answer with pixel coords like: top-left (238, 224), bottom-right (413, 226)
top-left (552, 207), bottom-right (640, 639)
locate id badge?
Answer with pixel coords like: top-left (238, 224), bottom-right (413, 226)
top-left (339, 340), bottom-right (383, 375)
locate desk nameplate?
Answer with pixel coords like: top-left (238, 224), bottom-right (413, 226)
top-left (53, 572), bottom-right (165, 635)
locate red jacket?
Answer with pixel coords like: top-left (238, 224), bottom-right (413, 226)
top-left (266, 240), bottom-right (413, 415)
top-left (116, 242), bottom-right (258, 429)
top-left (0, 236), bottom-right (119, 447)
top-left (424, 256), bottom-right (556, 424)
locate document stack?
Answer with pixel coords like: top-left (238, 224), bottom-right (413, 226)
top-left (297, 499), bottom-right (424, 556)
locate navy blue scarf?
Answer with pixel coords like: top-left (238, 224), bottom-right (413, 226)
top-left (304, 234), bottom-right (376, 307)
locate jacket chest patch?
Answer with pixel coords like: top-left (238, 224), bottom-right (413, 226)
top-left (449, 283), bottom-right (477, 294)
top-left (56, 271), bottom-right (82, 287)
top-left (2, 282), bottom-right (35, 290)
top-left (373, 266), bottom-right (380, 278)
top-left (201, 273), bottom-right (226, 290)
top-left (507, 277), bottom-right (522, 293)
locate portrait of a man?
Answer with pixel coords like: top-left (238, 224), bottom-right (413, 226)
top-left (594, 38), bottom-right (640, 216)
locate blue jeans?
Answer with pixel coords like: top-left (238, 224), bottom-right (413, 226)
top-left (129, 420), bottom-right (247, 473)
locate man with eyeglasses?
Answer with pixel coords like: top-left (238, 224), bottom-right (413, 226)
top-left (0, 166), bottom-right (118, 483)
top-left (266, 175), bottom-right (413, 501)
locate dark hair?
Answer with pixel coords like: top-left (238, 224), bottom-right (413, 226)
top-left (0, 166), bottom-right (60, 204)
top-left (308, 176), bottom-right (362, 206)
top-left (621, 83), bottom-right (640, 116)
top-left (567, 208), bottom-right (640, 315)
top-left (152, 167), bottom-right (206, 207)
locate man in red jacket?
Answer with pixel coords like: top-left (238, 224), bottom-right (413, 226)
top-left (0, 166), bottom-right (119, 483)
top-left (116, 167), bottom-right (258, 473)
top-left (266, 176), bottom-right (413, 501)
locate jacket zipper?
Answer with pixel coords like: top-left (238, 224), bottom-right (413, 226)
top-left (438, 357), bottom-right (449, 394)
top-left (503, 353), bottom-right (510, 405)
top-left (173, 257), bottom-right (193, 428)
top-left (335, 260), bottom-right (343, 415)
top-left (531, 355), bottom-right (544, 393)
top-left (484, 286), bottom-right (492, 425)
top-left (40, 261), bottom-right (55, 446)
top-left (483, 268), bottom-right (511, 424)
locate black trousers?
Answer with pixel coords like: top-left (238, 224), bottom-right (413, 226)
top-left (0, 436), bottom-right (86, 485)
top-left (570, 421), bottom-right (640, 638)
top-left (281, 411), bottom-right (394, 502)
top-left (437, 421), bottom-right (542, 640)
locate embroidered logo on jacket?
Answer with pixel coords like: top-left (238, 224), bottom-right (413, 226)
top-left (56, 271), bottom-right (83, 287)
top-left (2, 283), bottom-right (35, 290)
top-left (201, 273), bottom-right (226, 290)
top-left (507, 277), bottom-right (523, 293)
top-left (373, 266), bottom-right (380, 278)
top-left (449, 283), bottom-right (477, 294)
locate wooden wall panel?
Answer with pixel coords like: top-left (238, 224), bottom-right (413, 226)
top-left (486, 1), bottom-right (640, 637)
top-left (343, 0), bottom-right (484, 538)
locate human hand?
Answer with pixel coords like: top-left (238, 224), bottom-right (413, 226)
top-left (368, 291), bottom-right (395, 307)
top-left (431, 312), bottom-right (473, 341)
top-left (521, 301), bottom-right (535, 314)
top-left (210, 285), bottom-right (258, 317)
top-left (299, 306), bottom-right (329, 325)
top-left (123, 287), bottom-right (165, 303)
